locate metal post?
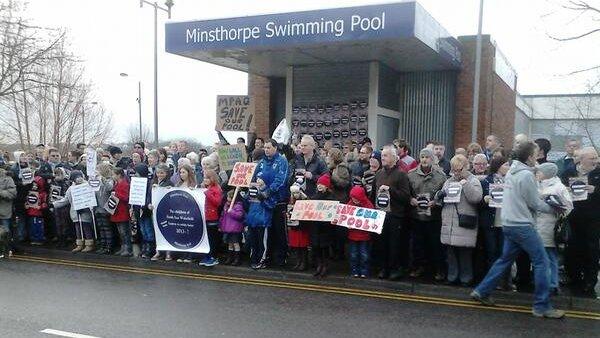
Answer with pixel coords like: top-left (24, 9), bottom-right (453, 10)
top-left (471, 0), bottom-right (484, 143)
top-left (138, 81), bottom-right (143, 140)
top-left (153, 3), bottom-right (159, 148)
top-left (82, 105), bottom-right (86, 144)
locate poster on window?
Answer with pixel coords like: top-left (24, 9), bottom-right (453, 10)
top-left (152, 187), bottom-right (209, 253)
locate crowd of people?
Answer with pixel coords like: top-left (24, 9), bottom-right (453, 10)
top-left (0, 133), bottom-right (598, 316)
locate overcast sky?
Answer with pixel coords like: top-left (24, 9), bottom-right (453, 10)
top-left (24, 0), bottom-right (600, 145)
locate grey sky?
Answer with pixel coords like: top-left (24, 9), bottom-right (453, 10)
top-left (24, 0), bottom-right (600, 145)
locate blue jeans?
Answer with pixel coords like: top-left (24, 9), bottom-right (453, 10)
top-left (546, 247), bottom-right (558, 289)
top-left (139, 215), bottom-right (155, 243)
top-left (29, 217), bottom-right (45, 242)
top-left (475, 225), bottom-right (551, 313)
top-left (349, 240), bottom-right (370, 276)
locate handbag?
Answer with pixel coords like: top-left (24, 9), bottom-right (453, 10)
top-left (455, 205), bottom-right (477, 229)
top-left (554, 214), bottom-right (571, 247)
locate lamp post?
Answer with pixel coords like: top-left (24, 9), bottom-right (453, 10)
top-left (140, 0), bottom-right (174, 148)
top-left (120, 73), bottom-right (143, 141)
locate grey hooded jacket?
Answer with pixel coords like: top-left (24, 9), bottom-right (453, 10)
top-left (502, 160), bottom-right (552, 227)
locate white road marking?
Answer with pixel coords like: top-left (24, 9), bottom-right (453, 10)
top-left (40, 328), bottom-right (101, 338)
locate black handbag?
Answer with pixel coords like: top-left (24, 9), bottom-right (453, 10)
top-left (455, 205), bottom-right (477, 229)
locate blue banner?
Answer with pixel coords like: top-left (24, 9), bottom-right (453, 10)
top-left (165, 3), bottom-right (416, 53)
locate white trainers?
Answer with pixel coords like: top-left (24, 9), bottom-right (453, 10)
top-left (532, 309), bottom-right (565, 319)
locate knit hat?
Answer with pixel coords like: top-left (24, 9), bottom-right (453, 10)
top-left (419, 148), bottom-right (434, 159)
top-left (317, 174), bottom-right (332, 190)
top-left (69, 170), bottom-right (84, 182)
top-left (537, 162), bottom-right (558, 179)
top-left (108, 146), bottom-right (122, 156)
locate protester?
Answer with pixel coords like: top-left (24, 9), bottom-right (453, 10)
top-left (94, 162), bottom-right (115, 255)
top-left (478, 157), bottom-right (512, 290)
top-left (200, 169), bottom-right (223, 267)
top-left (534, 138), bottom-right (552, 164)
top-left (53, 171), bottom-right (95, 253)
top-left (433, 142), bottom-right (451, 176)
top-left (11, 154), bottom-right (32, 242)
top-left (439, 154), bottom-right (482, 286)
top-left (350, 145), bottom-right (372, 186)
top-left (25, 176), bottom-right (48, 245)
top-left (347, 186), bottom-right (374, 278)
top-left (309, 174), bottom-right (335, 277)
top-left (151, 164), bottom-right (174, 261)
top-left (50, 168), bottom-right (72, 247)
top-left (556, 139), bottom-right (580, 179)
top-left (374, 145), bottom-right (411, 280)
top-left (219, 189), bottom-right (245, 266)
top-left (394, 139), bottom-right (418, 172)
top-left (407, 148), bottom-right (447, 280)
top-left (0, 166), bottom-right (16, 257)
top-left (466, 143), bottom-right (484, 164)
top-left (471, 154), bottom-right (488, 179)
top-left (131, 163), bottom-right (155, 259)
top-left (535, 162), bottom-right (573, 295)
top-left (562, 147), bottom-right (599, 298)
top-left (362, 150), bottom-right (381, 201)
top-left (484, 135), bottom-right (501, 160)
top-left (287, 135), bottom-right (327, 269)
top-left (472, 141), bottom-right (565, 319)
top-left (110, 168), bottom-right (132, 257)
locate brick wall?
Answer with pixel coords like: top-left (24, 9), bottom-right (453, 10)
top-left (248, 74), bottom-right (271, 140)
top-left (455, 35), bottom-right (516, 149)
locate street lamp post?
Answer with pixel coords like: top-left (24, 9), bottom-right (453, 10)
top-left (120, 73), bottom-right (143, 141)
top-left (140, 0), bottom-right (174, 148)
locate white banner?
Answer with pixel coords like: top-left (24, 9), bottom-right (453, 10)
top-left (71, 183), bottom-right (97, 210)
top-left (86, 147), bottom-right (97, 178)
top-left (152, 187), bottom-right (209, 253)
top-left (129, 177), bottom-right (148, 206)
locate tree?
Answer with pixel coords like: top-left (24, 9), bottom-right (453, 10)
top-left (126, 123), bottom-right (153, 145)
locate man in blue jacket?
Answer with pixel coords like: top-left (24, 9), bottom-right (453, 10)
top-left (247, 139), bottom-right (289, 269)
top-left (471, 141), bottom-right (565, 319)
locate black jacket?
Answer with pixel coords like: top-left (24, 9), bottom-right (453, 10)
top-left (564, 166), bottom-right (600, 222)
top-left (375, 163), bottom-right (411, 218)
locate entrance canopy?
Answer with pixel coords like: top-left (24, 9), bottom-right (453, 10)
top-left (165, 2), bottom-right (462, 76)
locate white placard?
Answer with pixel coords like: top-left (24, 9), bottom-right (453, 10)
top-left (71, 183), bottom-right (97, 210)
top-left (444, 182), bottom-right (462, 204)
top-left (569, 177), bottom-right (588, 201)
top-left (129, 177), bottom-right (148, 206)
top-left (88, 177), bottom-right (101, 192)
top-left (86, 147), bottom-right (97, 178)
top-left (489, 184), bottom-right (504, 208)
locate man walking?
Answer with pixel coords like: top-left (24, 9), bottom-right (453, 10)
top-left (471, 141), bottom-right (564, 318)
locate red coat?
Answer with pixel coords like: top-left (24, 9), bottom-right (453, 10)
top-left (110, 179), bottom-right (130, 223)
top-left (347, 186), bottom-right (374, 242)
top-left (25, 176), bottom-right (47, 217)
top-left (204, 184), bottom-right (222, 222)
top-left (398, 155), bottom-right (418, 173)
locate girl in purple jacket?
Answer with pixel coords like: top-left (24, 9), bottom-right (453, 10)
top-left (219, 189), bottom-right (245, 265)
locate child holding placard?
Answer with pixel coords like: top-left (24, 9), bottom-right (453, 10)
top-left (94, 162), bottom-right (115, 255)
top-left (110, 168), bottom-right (131, 256)
top-left (50, 167), bottom-right (72, 247)
top-left (200, 169), bottom-right (223, 267)
top-left (131, 164), bottom-right (155, 259)
top-left (52, 171), bottom-right (95, 253)
top-left (151, 164), bottom-right (174, 261)
top-left (347, 186), bottom-right (375, 278)
top-left (176, 164), bottom-right (197, 263)
top-left (310, 175), bottom-right (335, 277)
top-left (219, 189), bottom-right (245, 265)
top-left (25, 176), bottom-right (48, 245)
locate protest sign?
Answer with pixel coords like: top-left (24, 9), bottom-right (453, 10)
top-left (21, 168), bottom-right (33, 185)
top-left (216, 95), bottom-right (254, 131)
top-left (25, 191), bottom-right (40, 209)
top-left (86, 147), bottom-right (97, 178)
top-left (71, 184), bottom-right (97, 210)
top-left (331, 204), bottom-right (386, 234)
top-left (290, 200), bottom-right (339, 222)
top-left (152, 187), bottom-right (209, 253)
top-left (286, 204), bottom-right (299, 227)
top-left (569, 177), bottom-right (588, 201)
top-left (376, 190), bottom-right (390, 212)
top-left (416, 193), bottom-right (431, 217)
top-left (489, 184), bottom-right (504, 208)
top-left (88, 177), bottom-right (101, 192)
top-left (444, 182), bottom-right (462, 204)
top-left (129, 177), bottom-right (148, 206)
top-left (49, 185), bottom-right (62, 203)
top-left (104, 195), bottom-right (119, 215)
top-left (217, 144), bottom-right (247, 171)
top-left (228, 162), bottom-right (257, 188)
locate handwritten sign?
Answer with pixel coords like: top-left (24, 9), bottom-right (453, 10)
top-left (71, 183), bottom-right (97, 210)
top-left (217, 144), bottom-right (247, 171)
top-left (86, 147), bottom-right (97, 178)
top-left (129, 177), bottom-right (149, 206)
top-left (216, 95), bottom-right (254, 131)
top-left (228, 162), bottom-right (257, 187)
top-left (290, 200), bottom-right (339, 222)
top-left (331, 204), bottom-right (386, 234)
top-left (489, 184), bottom-right (504, 208)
